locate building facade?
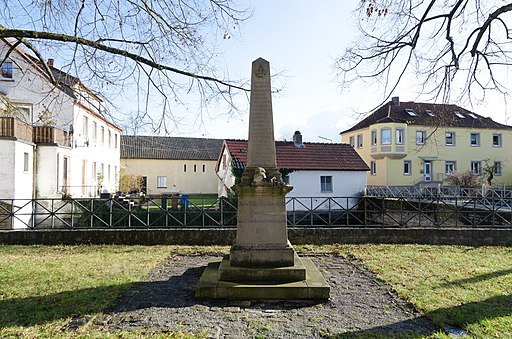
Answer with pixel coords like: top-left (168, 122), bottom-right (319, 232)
top-left (340, 97), bottom-right (512, 186)
top-left (217, 132), bottom-right (369, 209)
top-left (120, 135), bottom-right (223, 195)
top-left (0, 38), bottom-right (121, 202)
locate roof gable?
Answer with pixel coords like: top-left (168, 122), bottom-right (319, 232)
top-left (121, 135), bottom-right (224, 160)
top-left (224, 139), bottom-right (369, 171)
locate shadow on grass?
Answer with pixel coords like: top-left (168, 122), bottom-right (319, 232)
top-left (331, 293), bottom-right (512, 338)
top-left (440, 268), bottom-right (512, 287)
top-left (0, 266), bottom-right (206, 329)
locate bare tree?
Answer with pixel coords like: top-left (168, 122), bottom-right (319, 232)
top-left (0, 0), bottom-right (251, 133)
top-left (336, 1), bottom-right (512, 109)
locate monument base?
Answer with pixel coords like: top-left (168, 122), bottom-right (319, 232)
top-left (195, 255), bottom-right (330, 300)
top-left (219, 253), bottom-right (306, 282)
top-left (229, 241), bottom-right (295, 267)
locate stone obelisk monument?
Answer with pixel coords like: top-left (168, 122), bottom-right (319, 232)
top-left (196, 58), bottom-right (329, 300)
top-left (229, 58), bottom-right (295, 267)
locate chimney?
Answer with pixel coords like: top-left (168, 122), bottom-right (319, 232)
top-left (293, 130), bottom-right (304, 148)
top-left (47, 59), bottom-right (54, 67)
top-left (392, 96), bottom-right (400, 106)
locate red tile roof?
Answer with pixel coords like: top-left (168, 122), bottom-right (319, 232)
top-left (223, 139), bottom-right (369, 171)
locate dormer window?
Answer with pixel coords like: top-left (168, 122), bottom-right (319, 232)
top-left (468, 113), bottom-right (478, 119)
top-left (405, 108), bottom-right (417, 117)
top-left (425, 109), bottom-right (435, 117)
top-left (1, 61), bottom-right (13, 79)
top-left (455, 111), bottom-right (465, 119)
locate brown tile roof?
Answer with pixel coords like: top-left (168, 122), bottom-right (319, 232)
top-left (121, 135), bottom-right (223, 160)
top-left (341, 101), bottom-right (512, 134)
top-left (224, 139), bottom-right (369, 171)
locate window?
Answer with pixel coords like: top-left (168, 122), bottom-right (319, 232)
top-left (114, 166), bottom-right (118, 183)
top-left (82, 116), bottom-right (88, 138)
top-left (445, 132), bottom-right (455, 146)
top-left (425, 109), bottom-right (435, 117)
top-left (381, 128), bottom-right (391, 145)
top-left (357, 134), bottom-right (363, 148)
top-left (416, 130), bottom-right (426, 145)
top-left (395, 128), bottom-right (404, 145)
top-left (194, 164), bottom-right (197, 172)
top-left (320, 176), bottom-right (333, 193)
top-left (371, 130), bottom-right (377, 145)
top-left (403, 160), bottom-right (411, 176)
top-left (405, 108), bottom-right (417, 116)
top-left (92, 122), bottom-right (97, 142)
top-left (92, 162), bottom-right (97, 180)
top-left (349, 136), bottom-right (354, 147)
top-left (108, 165), bottom-right (111, 181)
top-left (157, 176), bottom-right (167, 188)
top-left (202, 165), bottom-right (206, 172)
top-left (370, 161), bottom-right (376, 175)
top-left (108, 130), bottom-right (112, 148)
top-left (445, 161), bottom-right (456, 174)
top-left (114, 134), bottom-right (118, 148)
top-left (470, 161), bottom-right (481, 175)
top-left (468, 113), bottom-right (478, 119)
top-left (1, 61), bottom-right (13, 79)
top-left (13, 104), bottom-right (32, 123)
top-left (455, 111), bottom-right (465, 119)
top-left (470, 133), bottom-right (480, 146)
top-left (493, 134), bottom-right (502, 147)
top-left (101, 126), bottom-right (105, 144)
top-left (23, 152), bottom-right (29, 172)
top-left (183, 164), bottom-right (187, 172)
top-left (494, 161), bottom-right (502, 176)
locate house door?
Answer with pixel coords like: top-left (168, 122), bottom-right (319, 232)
top-left (82, 160), bottom-right (86, 196)
top-left (63, 157), bottom-right (69, 195)
top-left (142, 176), bottom-right (147, 194)
top-left (423, 161), bottom-right (432, 181)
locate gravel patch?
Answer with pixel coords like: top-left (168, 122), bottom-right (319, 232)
top-left (87, 254), bottom-right (438, 338)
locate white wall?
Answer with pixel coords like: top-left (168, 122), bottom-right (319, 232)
top-left (286, 170), bottom-right (367, 210)
top-left (0, 139), bottom-right (35, 228)
top-left (217, 146), bottom-right (236, 197)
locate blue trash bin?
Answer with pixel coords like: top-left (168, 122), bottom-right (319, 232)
top-left (179, 194), bottom-right (190, 209)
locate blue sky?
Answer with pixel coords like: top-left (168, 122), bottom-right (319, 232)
top-left (187, 0), bottom-right (511, 143)
top-left (187, 1), bottom-right (366, 142)
top-left (33, 0), bottom-right (508, 141)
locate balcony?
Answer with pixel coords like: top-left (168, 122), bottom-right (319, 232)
top-left (33, 125), bottom-right (72, 147)
top-left (0, 116), bottom-right (33, 143)
top-left (370, 145), bottom-right (407, 159)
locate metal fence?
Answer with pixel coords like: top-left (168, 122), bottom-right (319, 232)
top-left (1, 194), bottom-right (511, 229)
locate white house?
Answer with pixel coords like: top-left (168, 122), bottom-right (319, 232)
top-left (216, 131), bottom-right (369, 210)
top-left (0, 38), bottom-right (121, 228)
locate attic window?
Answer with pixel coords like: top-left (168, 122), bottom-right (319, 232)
top-left (425, 109), bottom-right (435, 117)
top-left (1, 61), bottom-right (13, 79)
top-left (405, 108), bottom-right (417, 117)
top-left (455, 111), bottom-right (465, 119)
top-left (468, 113), bottom-right (478, 119)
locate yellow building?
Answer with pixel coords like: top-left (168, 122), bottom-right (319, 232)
top-left (340, 98), bottom-right (512, 186)
top-left (120, 136), bottom-right (223, 195)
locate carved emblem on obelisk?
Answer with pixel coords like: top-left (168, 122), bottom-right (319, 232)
top-left (254, 62), bottom-right (266, 78)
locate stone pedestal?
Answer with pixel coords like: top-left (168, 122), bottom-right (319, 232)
top-left (230, 183), bottom-right (294, 267)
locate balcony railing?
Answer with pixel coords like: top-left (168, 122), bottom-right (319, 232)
top-left (33, 126), bottom-right (72, 147)
top-left (0, 116), bottom-right (33, 142)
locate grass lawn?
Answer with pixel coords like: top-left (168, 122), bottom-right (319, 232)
top-left (1, 244), bottom-right (511, 338)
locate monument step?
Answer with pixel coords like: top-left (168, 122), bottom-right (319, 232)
top-left (195, 256), bottom-right (330, 300)
top-left (218, 253), bottom-right (306, 283)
